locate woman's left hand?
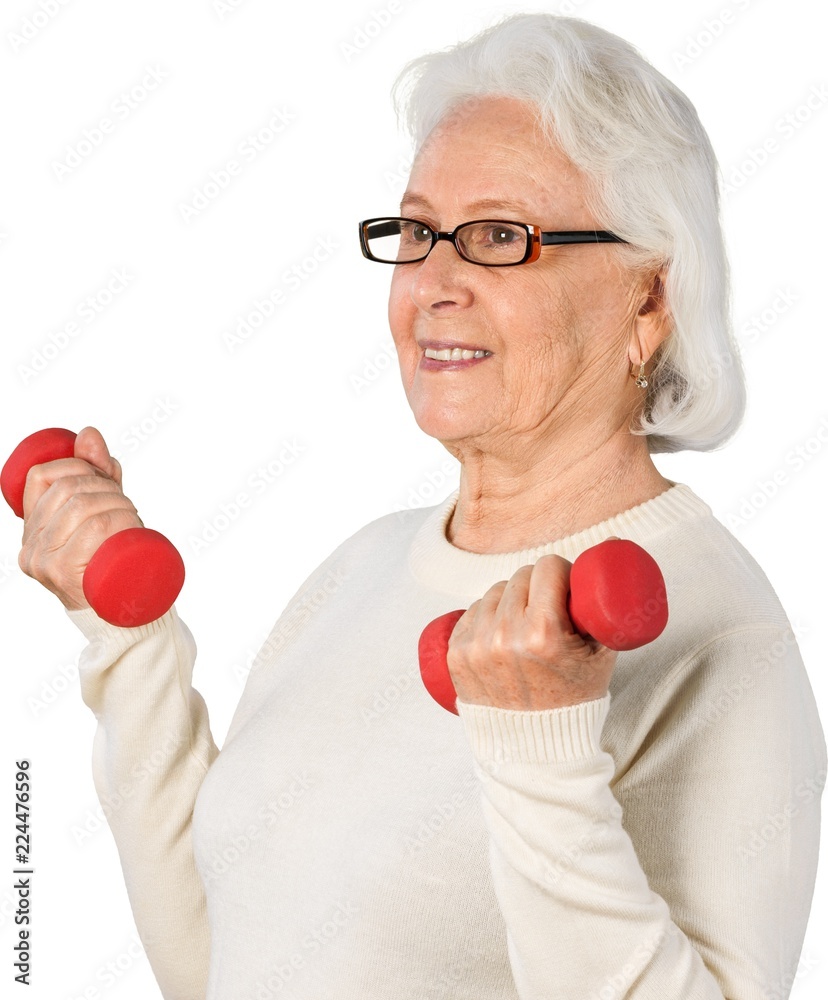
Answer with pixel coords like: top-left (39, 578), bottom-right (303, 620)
top-left (447, 554), bottom-right (618, 712)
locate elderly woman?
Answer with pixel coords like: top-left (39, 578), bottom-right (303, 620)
top-left (16, 12), bottom-right (825, 1000)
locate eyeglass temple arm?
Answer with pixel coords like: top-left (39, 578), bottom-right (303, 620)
top-left (541, 231), bottom-right (628, 245)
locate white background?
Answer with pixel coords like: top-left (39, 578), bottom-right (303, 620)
top-left (0, 0), bottom-right (825, 997)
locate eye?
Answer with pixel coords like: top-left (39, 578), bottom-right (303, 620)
top-left (399, 221), bottom-right (432, 244)
top-left (485, 225), bottom-right (520, 244)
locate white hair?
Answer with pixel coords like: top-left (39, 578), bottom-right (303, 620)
top-left (390, 13), bottom-right (746, 454)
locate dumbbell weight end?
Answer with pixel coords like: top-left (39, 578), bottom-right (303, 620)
top-left (83, 526), bottom-right (185, 627)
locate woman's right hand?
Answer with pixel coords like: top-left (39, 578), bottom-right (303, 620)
top-left (17, 426), bottom-right (144, 612)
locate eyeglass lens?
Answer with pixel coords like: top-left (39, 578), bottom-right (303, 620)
top-left (365, 219), bottom-right (528, 264)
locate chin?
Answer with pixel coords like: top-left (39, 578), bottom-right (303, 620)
top-left (411, 405), bottom-right (478, 443)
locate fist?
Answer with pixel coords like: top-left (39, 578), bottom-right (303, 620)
top-left (446, 554), bottom-right (618, 712)
top-left (17, 426), bottom-right (143, 611)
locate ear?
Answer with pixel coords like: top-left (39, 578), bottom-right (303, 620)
top-left (628, 267), bottom-right (672, 367)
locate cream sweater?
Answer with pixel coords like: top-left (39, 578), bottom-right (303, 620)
top-left (68, 481), bottom-right (826, 1000)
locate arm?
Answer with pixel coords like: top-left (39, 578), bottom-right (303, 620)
top-left (455, 625), bottom-right (827, 999)
top-left (69, 603), bottom-right (218, 1000)
top-left (11, 426), bottom-right (218, 996)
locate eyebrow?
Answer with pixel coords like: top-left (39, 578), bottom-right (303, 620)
top-left (399, 192), bottom-right (534, 217)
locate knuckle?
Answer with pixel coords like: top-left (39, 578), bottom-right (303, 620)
top-left (536, 553), bottom-right (568, 571)
top-left (64, 486), bottom-right (128, 520)
top-left (489, 626), bottom-right (510, 656)
top-left (88, 509), bottom-right (117, 538)
top-left (61, 490), bottom-right (83, 514)
top-left (522, 630), bottom-right (549, 658)
top-left (448, 629), bottom-right (478, 665)
top-left (23, 549), bottom-right (44, 585)
top-left (447, 627), bottom-right (469, 655)
top-left (62, 488), bottom-right (100, 517)
top-left (48, 475), bottom-right (86, 506)
top-left (26, 463), bottom-right (47, 487)
top-left (88, 504), bottom-right (138, 538)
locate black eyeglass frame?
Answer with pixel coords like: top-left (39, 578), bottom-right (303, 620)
top-left (358, 216), bottom-right (629, 267)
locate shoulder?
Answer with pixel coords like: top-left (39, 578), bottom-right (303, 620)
top-left (278, 495), bottom-right (445, 608)
top-left (326, 498), bottom-right (440, 565)
top-left (640, 484), bottom-right (793, 640)
top-left (605, 484), bottom-right (810, 743)
top-left (605, 490), bottom-right (825, 782)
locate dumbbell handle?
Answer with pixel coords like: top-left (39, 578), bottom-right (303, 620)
top-left (418, 538), bottom-right (668, 714)
top-left (1, 428), bottom-right (185, 628)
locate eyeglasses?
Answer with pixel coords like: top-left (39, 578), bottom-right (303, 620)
top-left (358, 217), bottom-right (629, 267)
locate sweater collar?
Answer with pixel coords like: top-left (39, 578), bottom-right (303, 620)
top-left (408, 481), bottom-right (711, 596)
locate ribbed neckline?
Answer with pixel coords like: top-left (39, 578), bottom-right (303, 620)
top-left (408, 481), bottom-right (711, 595)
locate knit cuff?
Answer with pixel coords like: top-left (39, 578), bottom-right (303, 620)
top-left (65, 604), bottom-right (181, 652)
top-left (455, 693), bottom-right (611, 765)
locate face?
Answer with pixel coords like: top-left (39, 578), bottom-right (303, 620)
top-left (388, 95), bottom-right (655, 459)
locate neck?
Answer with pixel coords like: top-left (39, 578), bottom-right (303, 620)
top-left (445, 427), bottom-right (672, 553)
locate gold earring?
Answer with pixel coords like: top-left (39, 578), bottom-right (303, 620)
top-left (629, 360), bottom-right (648, 388)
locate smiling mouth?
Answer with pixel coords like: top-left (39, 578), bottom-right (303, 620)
top-left (423, 347), bottom-right (493, 361)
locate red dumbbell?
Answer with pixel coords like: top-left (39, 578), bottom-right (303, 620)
top-left (1, 427), bottom-right (185, 628)
top-left (418, 538), bottom-right (668, 714)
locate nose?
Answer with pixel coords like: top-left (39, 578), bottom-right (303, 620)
top-left (408, 238), bottom-right (474, 312)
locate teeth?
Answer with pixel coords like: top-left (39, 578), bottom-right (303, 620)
top-left (424, 347), bottom-right (492, 361)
